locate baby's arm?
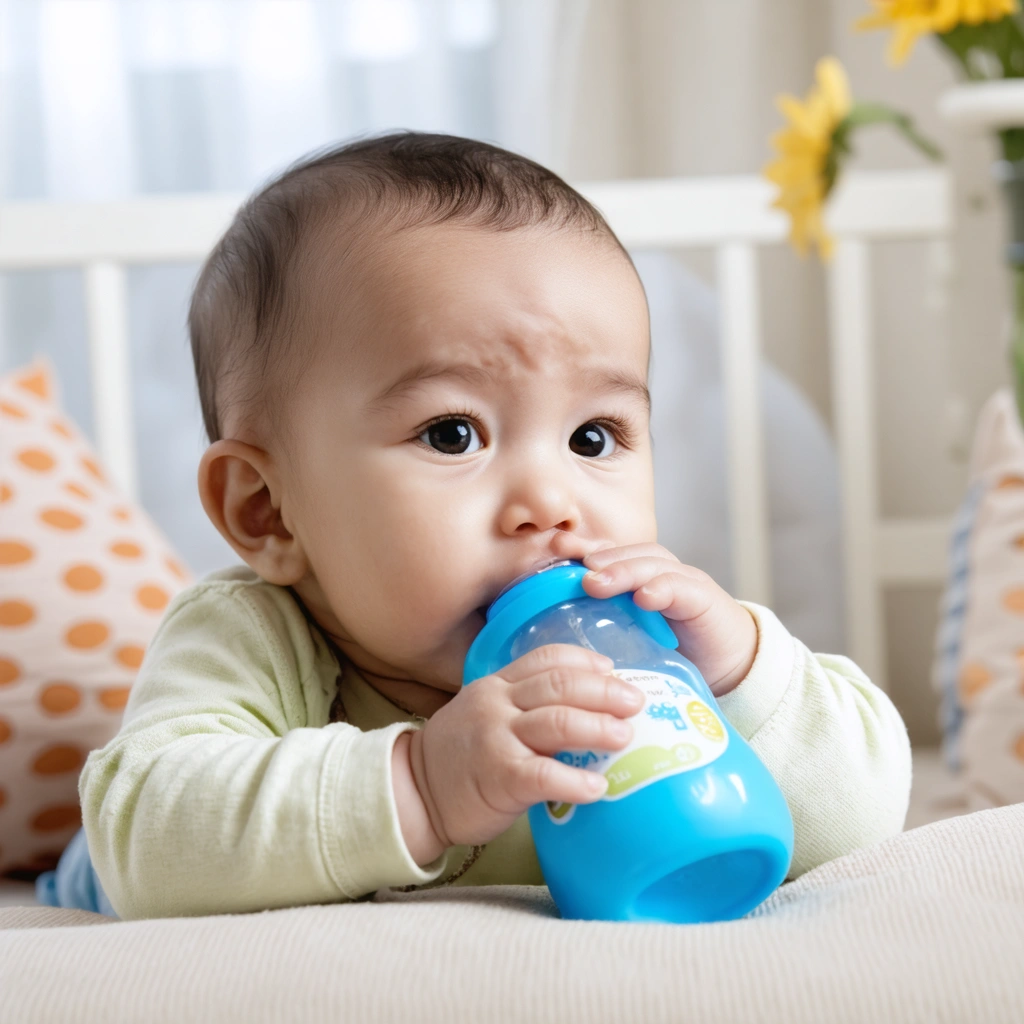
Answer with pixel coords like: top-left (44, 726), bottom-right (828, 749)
top-left (82, 576), bottom-right (641, 919)
top-left (720, 601), bottom-right (911, 876)
top-left (80, 580), bottom-right (448, 920)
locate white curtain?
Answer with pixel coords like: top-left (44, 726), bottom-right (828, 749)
top-left (0, 0), bottom-right (591, 200)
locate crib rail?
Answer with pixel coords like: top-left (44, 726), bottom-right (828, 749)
top-left (0, 170), bottom-right (953, 688)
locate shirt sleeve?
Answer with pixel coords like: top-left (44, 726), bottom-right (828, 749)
top-left (716, 602), bottom-right (912, 879)
top-left (79, 579), bottom-right (448, 920)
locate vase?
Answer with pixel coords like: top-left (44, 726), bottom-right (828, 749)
top-left (939, 79), bottom-right (1024, 427)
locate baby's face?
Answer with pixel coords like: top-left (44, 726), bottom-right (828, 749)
top-left (283, 221), bottom-right (656, 693)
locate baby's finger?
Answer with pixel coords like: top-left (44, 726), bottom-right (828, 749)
top-left (631, 572), bottom-right (716, 622)
top-left (510, 756), bottom-right (609, 807)
top-left (512, 706), bottom-right (633, 756)
top-left (583, 555), bottom-right (706, 600)
top-left (498, 643), bottom-right (613, 684)
top-left (583, 543), bottom-right (674, 572)
top-left (511, 671), bottom-right (644, 717)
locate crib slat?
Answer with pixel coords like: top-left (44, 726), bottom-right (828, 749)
top-left (84, 261), bottom-right (137, 500)
top-left (827, 240), bottom-right (886, 689)
top-left (716, 243), bottom-right (772, 606)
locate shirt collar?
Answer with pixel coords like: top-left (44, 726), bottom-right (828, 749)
top-left (339, 661), bottom-right (425, 730)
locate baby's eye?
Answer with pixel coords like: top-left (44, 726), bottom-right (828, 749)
top-left (569, 422), bottom-right (617, 459)
top-left (419, 418), bottom-right (482, 455)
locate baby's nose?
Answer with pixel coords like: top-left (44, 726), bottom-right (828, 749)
top-left (498, 481), bottom-right (580, 536)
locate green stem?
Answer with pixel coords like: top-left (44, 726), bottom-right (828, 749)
top-left (1000, 15), bottom-right (1024, 75)
top-left (1001, 127), bottom-right (1024, 162)
top-left (826, 103), bottom-right (943, 196)
top-left (935, 27), bottom-right (983, 79)
top-left (937, 16), bottom-right (1024, 79)
top-left (844, 102), bottom-right (943, 159)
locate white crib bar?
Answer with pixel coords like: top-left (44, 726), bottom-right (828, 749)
top-left (716, 243), bottom-right (772, 606)
top-left (84, 261), bottom-right (138, 501)
top-left (827, 240), bottom-right (886, 689)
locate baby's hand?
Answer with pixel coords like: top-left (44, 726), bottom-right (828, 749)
top-left (396, 645), bottom-right (644, 862)
top-left (582, 543), bottom-right (757, 697)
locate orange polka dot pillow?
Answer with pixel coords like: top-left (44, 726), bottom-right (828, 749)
top-left (0, 359), bottom-right (191, 877)
top-left (934, 388), bottom-right (1024, 809)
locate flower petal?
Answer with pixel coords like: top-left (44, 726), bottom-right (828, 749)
top-left (816, 56), bottom-right (852, 121)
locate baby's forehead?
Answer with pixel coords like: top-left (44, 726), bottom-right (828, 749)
top-left (306, 217), bottom-right (649, 380)
top-left (273, 220), bottom-right (651, 447)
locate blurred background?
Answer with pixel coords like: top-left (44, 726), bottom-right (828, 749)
top-left (0, 0), bottom-right (1013, 747)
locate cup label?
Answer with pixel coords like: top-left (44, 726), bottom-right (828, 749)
top-left (545, 669), bottom-right (729, 823)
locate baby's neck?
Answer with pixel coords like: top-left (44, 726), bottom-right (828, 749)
top-left (357, 669), bottom-right (455, 719)
top-left (289, 584), bottom-right (455, 719)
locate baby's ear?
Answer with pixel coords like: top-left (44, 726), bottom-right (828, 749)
top-left (198, 440), bottom-right (308, 586)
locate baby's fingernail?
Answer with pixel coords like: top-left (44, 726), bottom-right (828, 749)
top-left (595, 654), bottom-right (614, 670)
top-left (588, 773), bottom-right (609, 795)
top-left (588, 571), bottom-right (610, 584)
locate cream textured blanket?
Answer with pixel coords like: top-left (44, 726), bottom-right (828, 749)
top-left (1, 805), bottom-right (1022, 1024)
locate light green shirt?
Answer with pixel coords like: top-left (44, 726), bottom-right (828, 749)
top-left (80, 566), bottom-right (912, 920)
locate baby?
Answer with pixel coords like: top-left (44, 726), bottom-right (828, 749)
top-left (76, 132), bottom-right (911, 919)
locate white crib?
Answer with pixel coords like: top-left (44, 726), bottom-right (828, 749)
top-left (0, 169), bottom-right (952, 690)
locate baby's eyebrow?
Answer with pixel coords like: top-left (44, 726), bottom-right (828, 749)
top-left (370, 361), bottom-right (650, 411)
top-left (370, 361), bottom-right (492, 408)
top-left (581, 368), bottom-right (651, 412)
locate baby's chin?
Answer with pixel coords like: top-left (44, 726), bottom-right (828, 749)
top-left (455, 604), bottom-right (490, 665)
top-left (423, 606), bottom-right (489, 691)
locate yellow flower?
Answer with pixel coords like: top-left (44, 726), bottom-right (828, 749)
top-left (857, 0), bottom-right (1019, 64)
top-left (764, 57), bottom-right (852, 260)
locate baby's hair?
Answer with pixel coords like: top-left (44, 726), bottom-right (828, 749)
top-left (189, 131), bottom-right (626, 443)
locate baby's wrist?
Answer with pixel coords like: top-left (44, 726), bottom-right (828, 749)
top-left (392, 730), bottom-right (447, 866)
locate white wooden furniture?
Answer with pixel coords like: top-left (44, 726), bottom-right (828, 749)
top-left (0, 170), bottom-right (953, 688)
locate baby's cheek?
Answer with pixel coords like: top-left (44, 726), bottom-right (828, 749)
top-left (599, 461), bottom-right (657, 542)
top-left (608, 497), bottom-right (658, 547)
top-left (377, 560), bottom-right (475, 643)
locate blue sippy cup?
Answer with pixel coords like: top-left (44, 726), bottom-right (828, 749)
top-left (463, 559), bottom-right (794, 924)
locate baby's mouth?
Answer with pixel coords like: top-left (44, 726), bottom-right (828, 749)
top-left (475, 557), bottom-right (576, 621)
